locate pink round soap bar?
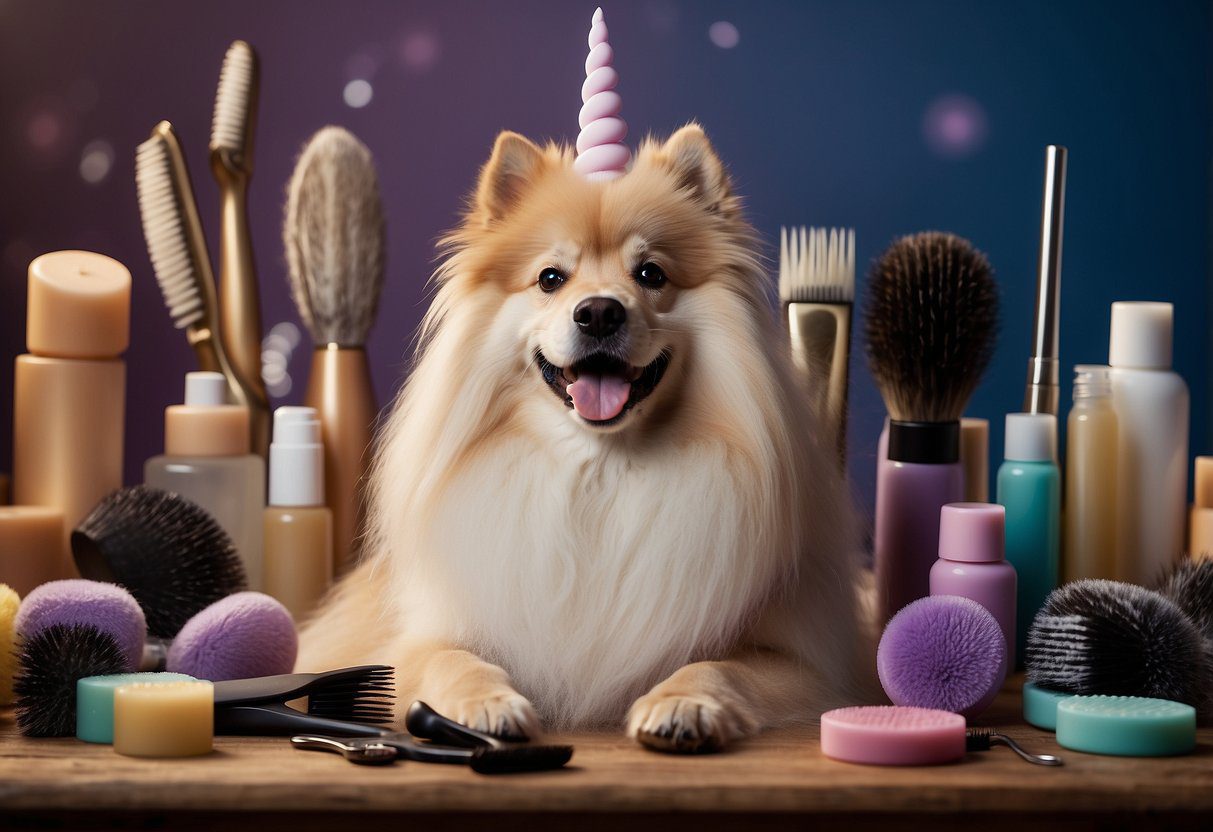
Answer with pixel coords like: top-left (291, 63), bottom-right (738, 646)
top-left (820, 705), bottom-right (966, 766)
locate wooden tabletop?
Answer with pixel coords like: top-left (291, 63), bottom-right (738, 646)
top-left (2, 678), bottom-right (1211, 831)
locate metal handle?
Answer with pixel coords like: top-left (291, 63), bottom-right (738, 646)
top-left (291, 734), bottom-right (397, 765)
top-left (991, 732), bottom-right (1063, 766)
top-left (1023, 144), bottom-right (1068, 416)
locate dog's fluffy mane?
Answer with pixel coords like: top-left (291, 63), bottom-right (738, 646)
top-left (301, 125), bottom-right (865, 728)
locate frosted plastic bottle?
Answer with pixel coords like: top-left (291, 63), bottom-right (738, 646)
top-left (145, 372), bottom-right (265, 588)
top-left (1108, 302), bottom-right (1189, 584)
top-left (1064, 366), bottom-right (1118, 581)
top-left (930, 502), bottom-right (1017, 671)
top-left (1189, 457), bottom-right (1213, 561)
top-left (264, 407), bottom-right (333, 620)
top-left (996, 413), bottom-right (1060, 666)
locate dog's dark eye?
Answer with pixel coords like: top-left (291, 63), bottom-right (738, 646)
top-left (634, 261), bottom-right (667, 289)
top-left (537, 267), bottom-right (566, 293)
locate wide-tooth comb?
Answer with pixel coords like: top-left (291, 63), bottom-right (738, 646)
top-left (214, 665), bottom-right (394, 713)
top-left (210, 40), bottom-right (257, 163)
top-left (779, 226), bottom-right (856, 304)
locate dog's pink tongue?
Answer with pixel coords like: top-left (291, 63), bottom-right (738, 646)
top-left (567, 373), bottom-right (631, 421)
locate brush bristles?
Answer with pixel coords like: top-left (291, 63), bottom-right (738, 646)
top-left (135, 134), bottom-right (205, 329)
top-left (72, 486), bottom-right (247, 639)
top-left (15, 624), bottom-right (128, 737)
top-left (211, 40), bottom-right (256, 154)
top-left (863, 231), bottom-right (999, 422)
top-left (1161, 559), bottom-right (1213, 642)
top-left (1026, 580), bottom-right (1212, 714)
top-left (283, 126), bottom-right (386, 346)
top-left (779, 226), bottom-right (855, 304)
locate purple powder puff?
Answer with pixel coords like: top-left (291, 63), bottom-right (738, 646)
top-left (878, 595), bottom-right (1007, 717)
top-left (167, 592), bottom-right (297, 681)
top-left (14, 579), bottom-right (146, 672)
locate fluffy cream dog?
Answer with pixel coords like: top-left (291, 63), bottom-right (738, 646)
top-left (298, 124), bottom-right (872, 752)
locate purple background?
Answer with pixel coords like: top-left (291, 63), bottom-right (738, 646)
top-left (1, 0), bottom-right (1210, 524)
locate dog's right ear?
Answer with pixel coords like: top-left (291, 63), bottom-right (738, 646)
top-left (475, 131), bottom-right (546, 224)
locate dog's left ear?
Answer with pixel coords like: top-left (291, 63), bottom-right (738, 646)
top-left (659, 123), bottom-right (734, 215)
top-left (475, 131), bottom-right (547, 224)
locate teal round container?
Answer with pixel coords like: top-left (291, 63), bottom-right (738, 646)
top-left (1056, 695), bottom-right (1196, 757)
top-left (77, 672), bottom-right (195, 743)
top-left (1022, 681), bottom-right (1072, 730)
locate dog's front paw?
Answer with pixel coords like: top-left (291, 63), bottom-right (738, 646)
top-left (443, 691), bottom-right (541, 740)
top-left (626, 692), bottom-right (745, 754)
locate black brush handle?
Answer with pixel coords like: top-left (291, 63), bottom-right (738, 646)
top-left (405, 700), bottom-right (515, 748)
top-left (215, 703), bottom-right (389, 737)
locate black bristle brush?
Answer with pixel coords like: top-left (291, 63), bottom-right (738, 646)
top-left (865, 232), bottom-right (1000, 621)
top-left (1026, 579), bottom-right (1213, 715)
top-left (14, 624), bottom-right (128, 737)
top-left (1160, 559), bottom-right (1213, 642)
top-left (71, 485), bottom-right (247, 638)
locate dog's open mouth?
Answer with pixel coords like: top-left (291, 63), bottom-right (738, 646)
top-left (537, 350), bottom-right (671, 426)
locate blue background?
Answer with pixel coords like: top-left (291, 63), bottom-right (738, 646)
top-left (0, 0), bottom-right (1209, 525)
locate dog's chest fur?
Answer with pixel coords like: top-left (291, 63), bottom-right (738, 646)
top-left (412, 432), bottom-right (782, 727)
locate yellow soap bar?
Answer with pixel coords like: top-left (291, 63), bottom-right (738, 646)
top-left (113, 680), bottom-right (214, 758)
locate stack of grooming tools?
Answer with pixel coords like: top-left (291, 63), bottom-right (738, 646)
top-left (866, 233), bottom-right (1000, 623)
top-left (283, 126), bottom-right (387, 574)
top-left (779, 226), bottom-right (855, 471)
top-left (292, 700), bottom-right (574, 774)
top-left (135, 41), bottom-right (269, 459)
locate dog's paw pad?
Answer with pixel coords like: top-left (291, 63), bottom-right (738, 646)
top-left (626, 694), bottom-right (737, 754)
top-left (449, 692), bottom-right (541, 740)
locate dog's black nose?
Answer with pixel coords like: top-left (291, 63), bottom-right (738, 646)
top-left (573, 297), bottom-right (626, 339)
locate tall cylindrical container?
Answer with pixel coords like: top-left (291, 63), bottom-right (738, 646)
top-left (145, 372), bottom-right (265, 587)
top-left (874, 421), bottom-right (965, 623)
top-left (264, 406), bottom-right (333, 620)
top-left (996, 413), bottom-right (1060, 665)
top-left (13, 251), bottom-right (130, 571)
top-left (1064, 366), bottom-right (1119, 581)
top-left (1108, 302), bottom-right (1189, 584)
top-left (930, 502), bottom-right (1017, 671)
top-left (1189, 457), bottom-right (1213, 560)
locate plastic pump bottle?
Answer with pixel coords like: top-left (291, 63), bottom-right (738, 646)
top-left (1108, 302), bottom-right (1189, 584)
top-left (145, 372), bottom-right (265, 587)
top-left (996, 413), bottom-right (1060, 667)
top-left (263, 407), bottom-right (333, 620)
top-left (1064, 366), bottom-right (1119, 581)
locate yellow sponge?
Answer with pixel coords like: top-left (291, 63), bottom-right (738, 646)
top-left (0, 583), bottom-right (19, 705)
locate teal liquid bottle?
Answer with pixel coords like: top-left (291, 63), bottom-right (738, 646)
top-left (996, 413), bottom-right (1060, 667)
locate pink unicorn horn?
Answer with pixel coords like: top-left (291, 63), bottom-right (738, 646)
top-left (574, 7), bottom-right (631, 180)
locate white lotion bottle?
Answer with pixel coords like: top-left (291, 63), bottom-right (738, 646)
top-left (1108, 302), bottom-right (1189, 584)
top-left (145, 372), bottom-right (266, 587)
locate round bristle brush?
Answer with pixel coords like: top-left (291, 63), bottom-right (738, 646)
top-left (14, 624), bottom-right (129, 736)
top-left (71, 485), bottom-right (247, 639)
top-left (14, 580), bottom-right (147, 671)
top-left (284, 125), bottom-right (386, 576)
top-left (1026, 579), bottom-right (1212, 715)
top-left (168, 592), bottom-right (297, 681)
top-left (1160, 559), bottom-right (1213, 642)
top-left (864, 232), bottom-right (1000, 621)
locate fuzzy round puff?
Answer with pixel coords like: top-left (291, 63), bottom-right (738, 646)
top-left (878, 595), bottom-right (1007, 717)
top-left (0, 584), bottom-right (20, 705)
top-left (167, 592), bottom-right (297, 681)
top-left (14, 580), bottom-right (145, 672)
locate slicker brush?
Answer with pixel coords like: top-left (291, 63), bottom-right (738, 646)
top-left (284, 126), bottom-right (386, 574)
top-left (14, 624), bottom-right (128, 736)
top-left (71, 485), bottom-right (247, 638)
top-left (865, 232), bottom-right (1000, 622)
top-left (1026, 579), bottom-right (1212, 716)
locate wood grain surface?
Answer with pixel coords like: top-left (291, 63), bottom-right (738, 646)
top-left (1, 678), bottom-right (1210, 830)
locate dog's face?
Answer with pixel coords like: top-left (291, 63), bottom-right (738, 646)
top-left (442, 124), bottom-right (762, 435)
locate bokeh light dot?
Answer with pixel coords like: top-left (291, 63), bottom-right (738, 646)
top-left (922, 94), bottom-right (989, 158)
top-left (79, 139), bottom-right (114, 184)
top-left (400, 30), bottom-right (441, 71)
top-left (709, 21), bottom-right (740, 49)
top-left (343, 79), bottom-right (373, 108)
top-left (27, 112), bottom-right (62, 150)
